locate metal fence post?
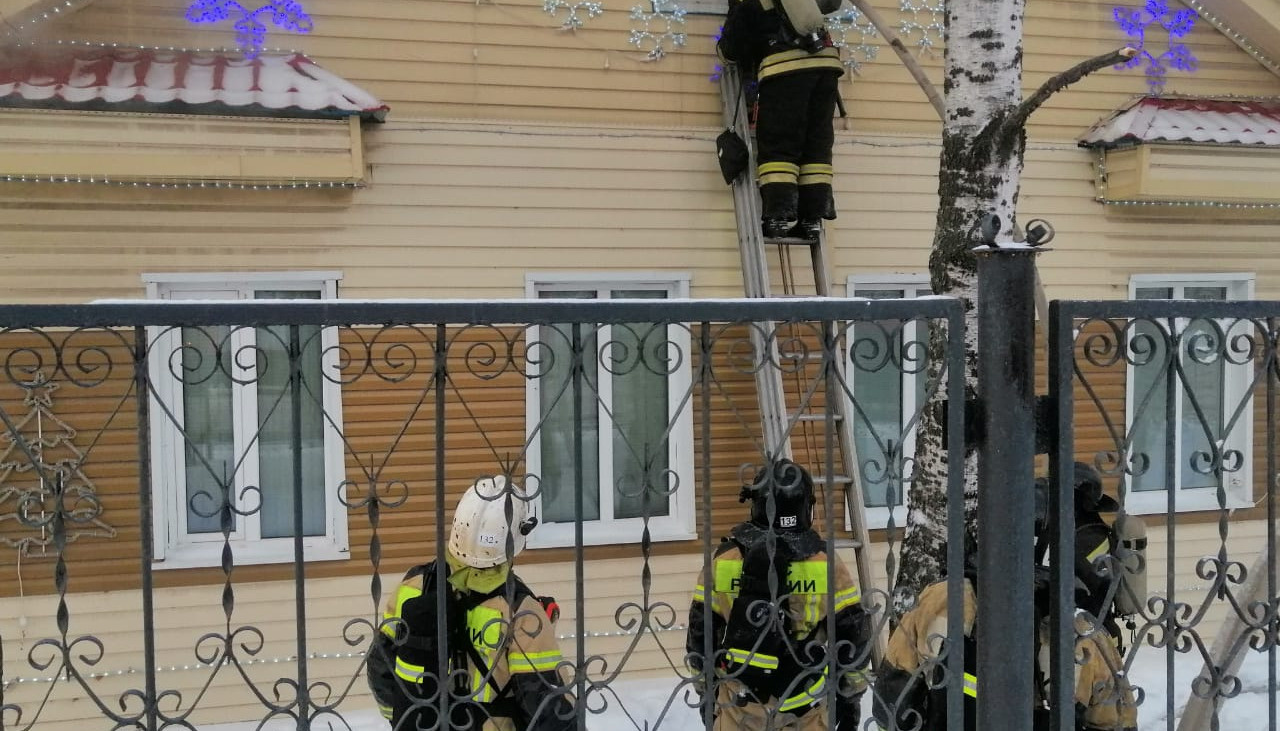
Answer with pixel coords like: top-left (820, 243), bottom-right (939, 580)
top-left (976, 245), bottom-right (1041, 731)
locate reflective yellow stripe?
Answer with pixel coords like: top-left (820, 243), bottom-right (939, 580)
top-left (758, 49), bottom-right (843, 80)
top-left (394, 656), bottom-right (426, 683)
top-left (798, 163), bottom-right (833, 176)
top-left (759, 171), bottom-right (797, 185)
top-left (377, 703), bottom-right (394, 719)
top-left (471, 668), bottom-right (493, 702)
top-left (963, 672), bottom-right (977, 698)
top-left (693, 585), bottom-right (706, 603)
top-left (834, 586), bottom-right (862, 612)
top-left (845, 667), bottom-right (870, 693)
top-left (758, 161), bottom-right (800, 176)
top-left (509, 649), bottom-right (563, 673)
top-left (727, 648), bottom-right (780, 670)
top-left (798, 174), bottom-right (833, 186)
top-left (778, 668), bottom-right (828, 711)
top-left (1086, 540), bottom-right (1110, 562)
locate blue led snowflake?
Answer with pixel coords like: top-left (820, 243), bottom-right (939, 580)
top-left (186, 0), bottom-right (314, 58)
top-left (1113, 0), bottom-right (1197, 93)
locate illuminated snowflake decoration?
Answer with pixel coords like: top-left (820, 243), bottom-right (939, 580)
top-left (1113, 0), bottom-right (1197, 93)
top-left (544, 0), bottom-right (604, 30)
top-left (826, 7), bottom-right (879, 73)
top-left (185, 0), bottom-right (313, 58)
top-left (629, 0), bottom-right (687, 61)
top-left (896, 0), bottom-right (944, 55)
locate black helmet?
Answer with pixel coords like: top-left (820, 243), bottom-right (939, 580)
top-left (741, 458), bottom-right (815, 532)
top-left (1073, 461), bottom-right (1119, 513)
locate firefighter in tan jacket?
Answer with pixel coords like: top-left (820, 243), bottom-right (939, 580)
top-left (872, 565), bottom-right (1138, 731)
top-left (686, 459), bottom-right (872, 731)
top-left (366, 476), bottom-right (575, 731)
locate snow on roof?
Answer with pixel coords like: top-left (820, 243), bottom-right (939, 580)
top-left (0, 44), bottom-right (389, 121)
top-left (1079, 95), bottom-right (1280, 148)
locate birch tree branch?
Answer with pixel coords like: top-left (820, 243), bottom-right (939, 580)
top-left (845, 0), bottom-right (946, 120)
top-left (989, 46), bottom-right (1138, 147)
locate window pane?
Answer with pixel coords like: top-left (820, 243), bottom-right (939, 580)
top-left (538, 291), bottom-right (601, 523)
top-left (1130, 319), bottom-right (1170, 492)
top-left (610, 290), bottom-right (670, 520)
top-left (851, 288), bottom-right (909, 509)
top-left (1179, 319), bottom-right (1224, 491)
top-left (1136, 287), bottom-right (1173, 300)
top-left (255, 291), bottom-right (326, 539)
top-left (182, 326), bottom-right (234, 534)
top-left (1184, 287), bottom-right (1227, 301)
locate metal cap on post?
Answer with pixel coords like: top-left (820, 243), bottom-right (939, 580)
top-left (975, 217), bottom-right (1049, 731)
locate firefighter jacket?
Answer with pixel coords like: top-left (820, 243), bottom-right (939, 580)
top-left (686, 522), bottom-right (871, 731)
top-left (872, 577), bottom-right (978, 731)
top-left (717, 0), bottom-right (844, 83)
top-left (873, 577), bottom-right (1139, 731)
top-left (1038, 612), bottom-right (1139, 731)
top-left (367, 562), bottom-right (575, 731)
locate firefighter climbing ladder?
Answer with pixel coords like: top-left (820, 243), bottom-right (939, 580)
top-left (719, 63), bottom-right (884, 664)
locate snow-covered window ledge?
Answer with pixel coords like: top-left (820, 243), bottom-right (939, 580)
top-left (0, 46), bottom-right (388, 188)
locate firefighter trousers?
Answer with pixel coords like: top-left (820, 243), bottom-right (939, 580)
top-left (755, 70), bottom-right (841, 223)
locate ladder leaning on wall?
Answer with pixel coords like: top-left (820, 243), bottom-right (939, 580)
top-left (718, 63), bottom-right (884, 666)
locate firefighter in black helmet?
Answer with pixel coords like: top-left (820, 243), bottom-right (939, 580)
top-left (686, 458), bottom-right (872, 730)
top-left (717, 0), bottom-right (845, 241)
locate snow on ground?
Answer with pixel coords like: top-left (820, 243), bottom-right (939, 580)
top-left (206, 651), bottom-right (1277, 730)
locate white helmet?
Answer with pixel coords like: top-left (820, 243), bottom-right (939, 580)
top-left (448, 475), bottom-right (537, 569)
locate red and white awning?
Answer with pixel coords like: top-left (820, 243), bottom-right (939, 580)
top-left (0, 44), bottom-right (388, 121)
top-left (1080, 95), bottom-right (1280, 148)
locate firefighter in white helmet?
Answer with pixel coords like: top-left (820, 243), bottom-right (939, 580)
top-left (367, 475), bottom-right (576, 730)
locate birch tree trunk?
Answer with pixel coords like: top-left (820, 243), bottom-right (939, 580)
top-left (893, 0), bottom-right (1027, 606)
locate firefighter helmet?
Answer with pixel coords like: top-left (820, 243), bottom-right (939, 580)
top-left (1073, 461), bottom-right (1119, 513)
top-left (741, 458), bottom-right (815, 532)
top-left (448, 475), bottom-right (539, 569)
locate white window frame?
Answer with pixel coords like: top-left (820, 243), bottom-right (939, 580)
top-left (845, 274), bottom-right (932, 530)
top-left (144, 271), bottom-right (348, 569)
top-left (524, 272), bottom-right (696, 548)
top-left (1124, 273), bottom-right (1255, 515)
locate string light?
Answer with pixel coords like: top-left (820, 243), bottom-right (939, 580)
top-left (1178, 0), bottom-right (1280, 76)
top-left (0, 0), bottom-right (82, 37)
top-left (0, 174), bottom-right (363, 190)
top-left (0, 626), bottom-right (688, 688)
top-left (9, 38), bottom-right (304, 57)
top-left (183, 0), bottom-right (313, 59)
top-left (628, 0), bottom-right (688, 62)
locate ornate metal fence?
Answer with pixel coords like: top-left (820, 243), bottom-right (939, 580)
top-left (0, 298), bottom-right (965, 731)
top-left (1048, 300), bottom-right (1280, 731)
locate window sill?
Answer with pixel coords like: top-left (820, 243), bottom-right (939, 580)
top-left (153, 538), bottom-right (350, 571)
top-left (526, 523), bottom-right (696, 549)
top-left (1122, 492), bottom-right (1252, 516)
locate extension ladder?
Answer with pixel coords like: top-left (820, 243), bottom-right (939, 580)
top-left (718, 63), bottom-right (884, 665)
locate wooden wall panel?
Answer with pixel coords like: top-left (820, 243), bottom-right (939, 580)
top-left (32, 0), bottom-right (1280, 138)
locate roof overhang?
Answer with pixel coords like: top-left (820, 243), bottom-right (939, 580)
top-left (0, 0), bottom-right (100, 35)
top-left (1182, 0), bottom-right (1280, 77)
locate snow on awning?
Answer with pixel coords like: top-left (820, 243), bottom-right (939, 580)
top-left (0, 44), bottom-right (389, 122)
top-left (1079, 95), bottom-right (1280, 149)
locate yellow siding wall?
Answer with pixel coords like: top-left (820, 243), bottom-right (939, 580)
top-left (30, 0), bottom-right (1280, 137)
